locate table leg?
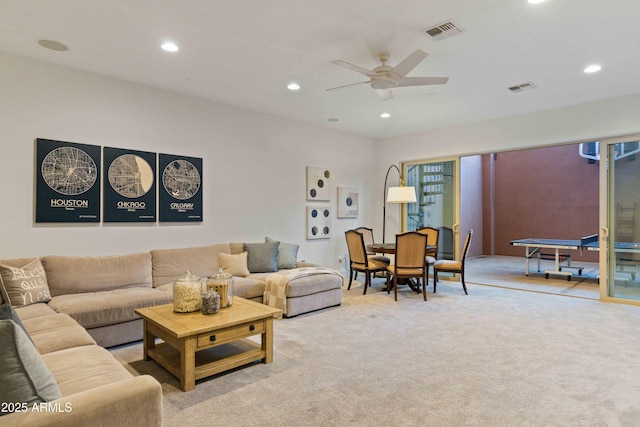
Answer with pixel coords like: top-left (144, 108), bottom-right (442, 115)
top-left (263, 317), bottom-right (274, 364)
top-left (142, 320), bottom-right (154, 361)
top-left (180, 337), bottom-right (197, 392)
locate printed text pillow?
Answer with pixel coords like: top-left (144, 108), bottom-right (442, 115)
top-left (0, 259), bottom-right (51, 307)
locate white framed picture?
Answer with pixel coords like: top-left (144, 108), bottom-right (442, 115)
top-left (306, 205), bottom-right (331, 239)
top-left (306, 166), bottom-right (331, 201)
top-left (337, 187), bottom-right (358, 218)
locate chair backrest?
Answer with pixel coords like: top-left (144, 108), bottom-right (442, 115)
top-left (416, 226), bottom-right (439, 247)
top-left (394, 231), bottom-right (428, 270)
top-left (345, 230), bottom-right (368, 265)
top-left (460, 229), bottom-right (474, 263)
top-left (354, 227), bottom-right (375, 254)
top-left (438, 226), bottom-right (454, 260)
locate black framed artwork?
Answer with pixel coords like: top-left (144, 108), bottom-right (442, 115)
top-left (35, 138), bottom-right (101, 223)
top-left (103, 147), bottom-right (157, 222)
top-left (158, 153), bottom-right (203, 222)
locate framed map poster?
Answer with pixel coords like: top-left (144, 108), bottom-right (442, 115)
top-left (35, 138), bottom-right (101, 223)
top-left (159, 153), bottom-right (203, 222)
top-left (103, 147), bottom-right (156, 222)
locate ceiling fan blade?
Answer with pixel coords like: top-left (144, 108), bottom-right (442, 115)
top-left (375, 89), bottom-right (393, 101)
top-left (331, 60), bottom-right (378, 77)
top-left (391, 49), bottom-right (429, 78)
top-left (326, 80), bottom-right (370, 91)
top-left (396, 76), bottom-right (449, 87)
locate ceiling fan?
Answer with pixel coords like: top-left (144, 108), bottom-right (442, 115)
top-left (327, 49), bottom-right (448, 100)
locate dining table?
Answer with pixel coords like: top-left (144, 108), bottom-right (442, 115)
top-left (367, 243), bottom-right (437, 293)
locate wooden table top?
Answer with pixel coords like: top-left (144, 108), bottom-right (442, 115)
top-left (368, 243), bottom-right (437, 254)
top-left (135, 297), bottom-right (281, 339)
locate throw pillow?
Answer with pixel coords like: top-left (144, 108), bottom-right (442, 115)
top-left (0, 259), bottom-right (51, 307)
top-left (0, 303), bottom-right (33, 344)
top-left (218, 252), bottom-right (250, 277)
top-left (243, 241), bottom-right (280, 273)
top-left (265, 236), bottom-right (299, 269)
top-left (0, 319), bottom-right (62, 414)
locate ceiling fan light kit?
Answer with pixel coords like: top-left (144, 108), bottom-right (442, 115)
top-left (327, 49), bottom-right (449, 100)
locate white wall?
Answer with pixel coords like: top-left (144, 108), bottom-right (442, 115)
top-left (374, 93), bottom-right (640, 247)
top-left (0, 53), bottom-right (374, 268)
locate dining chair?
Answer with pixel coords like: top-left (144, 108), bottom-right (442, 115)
top-left (385, 231), bottom-right (429, 301)
top-left (438, 226), bottom-right (454, 260)
top-left (345, 230), bottom-right (389, 295)
top-left (353, 226), bottom-right (390, 281)
top-left (433, 229), bottom-right (473, 295)
top-left (416, 226), bottom-right (440, 284)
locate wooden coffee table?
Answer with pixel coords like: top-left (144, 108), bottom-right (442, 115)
top-left (135, 297), bottom-right (281, 391)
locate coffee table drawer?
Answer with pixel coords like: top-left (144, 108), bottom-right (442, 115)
top-left (197, 320), bottom-right (265, 349)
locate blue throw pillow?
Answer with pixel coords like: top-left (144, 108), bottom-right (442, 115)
top-left (0, 319), bottom-right (62, 414)
top-left (265, 237), bottom-right (299, 269)
top-left (0, 303), bottom-right (33, 344)
top-left (243, 241), bottom-right (280, 273)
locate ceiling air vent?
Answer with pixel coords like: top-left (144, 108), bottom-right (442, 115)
top-left (508, 82), bottom-right (537, 93)
top-left (423, 20), bottom-right (464, 41)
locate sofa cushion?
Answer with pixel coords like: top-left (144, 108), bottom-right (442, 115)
top-left (41, 345), bottom-right (133, 396)
top-left (151, 243), bottom-right (231, 287)
top-left (0, 258), bottom-right (51, 307)
top-left (47, 287), bottom-right (173, 329)
top-left (41, 253), bottom-right (152, 297)
top-left (218, 252), bottom-right (250, 277)
top-left (284, 273), bottom-right (343, 298)
top-left (233, 277), bottom-right (266, 300)
top-left (0, 320), bottom-right (62, 413)
top-left (14, 303), bottom-right (57, 320)
top-left (0, 303), bottom-right (33, 343)
top-left (265, 236), bottom-right (299, 269)
top-left (243, 241), bottom-right (279, 273)
top-left (22, 313), bottom-right (96, 355)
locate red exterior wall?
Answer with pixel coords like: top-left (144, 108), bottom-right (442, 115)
top-left (489, 144), bottom-right (599, 261)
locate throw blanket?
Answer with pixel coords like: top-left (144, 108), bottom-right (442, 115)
top-left (264, 267), bottom-right (343, 318)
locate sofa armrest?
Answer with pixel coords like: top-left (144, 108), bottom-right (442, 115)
top-left (297, 261), bottom-right (320, 268)
top-left (2, 375), bottom-right (162, 427)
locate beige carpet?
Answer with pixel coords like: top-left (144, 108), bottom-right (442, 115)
top-left (465, 255), bottom-right (600, 299)
top-left (111, 270), bottom-right (640, 426)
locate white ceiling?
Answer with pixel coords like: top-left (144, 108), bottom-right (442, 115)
top-left (1, 0), bottom-right (640, 139)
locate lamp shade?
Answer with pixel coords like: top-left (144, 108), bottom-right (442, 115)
top-left (386, 186), bottom-right (417, 203)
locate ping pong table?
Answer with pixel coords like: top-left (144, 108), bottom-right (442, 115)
top-left (511, 235), bottom-right (640, 280)
top-left (510, 234), bottom-right (599, 280)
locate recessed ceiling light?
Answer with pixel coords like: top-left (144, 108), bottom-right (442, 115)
top-left (287, 82), bottom-right (300, 91)
top-left (38, 39), bottom-right (68, 51)
top-left (584, 64), bottom-right (602, 73)
top-left (380, 113), bottom-right (391, 119)
top-left (161, 42), bottom-right (179, 52)
top-left (528, 0), bottom-right (547, 4)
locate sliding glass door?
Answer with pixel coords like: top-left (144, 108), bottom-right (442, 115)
top-left (404, 159), bottom-right (458, 260)
top-left (601, 137), bottom-right (640, 301)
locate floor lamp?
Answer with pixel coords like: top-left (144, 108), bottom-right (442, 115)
top-left (383, 164), bottom-right (417, 243)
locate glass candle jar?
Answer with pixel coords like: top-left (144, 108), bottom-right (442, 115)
top-left (201, 290), bottom-right (220, 315)
top-left (206, 268), bottom-right (234, 308)
top-left (173, 270), bottom-right (202, 312)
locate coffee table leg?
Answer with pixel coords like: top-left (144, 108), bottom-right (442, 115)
top-left (180, 337), bottom-right (197, 391)
top-left (263, 317), bottom-right (273, 364)
top-left (142, 320), bottom-right (154, 361)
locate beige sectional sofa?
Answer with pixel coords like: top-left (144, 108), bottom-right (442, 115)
top-left (0, 240), bottom-right (342, 425)
top-left (3, 303), bottom-right (162, 427)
